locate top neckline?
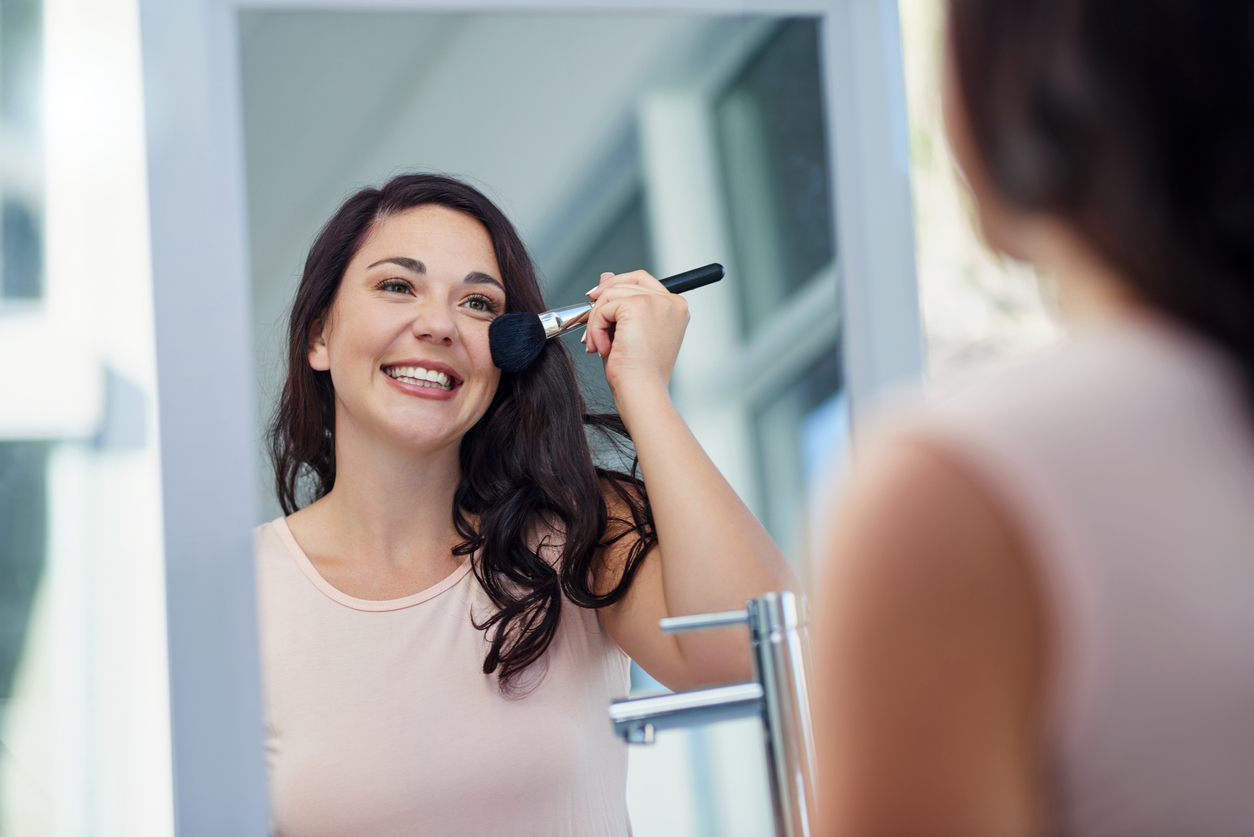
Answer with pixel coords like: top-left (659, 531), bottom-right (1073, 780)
top-left (271, 516), bottom-right (474, 612)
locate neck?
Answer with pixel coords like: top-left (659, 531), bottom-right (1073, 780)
top-left (1031, 218), bottom-right (1146, 325)
top-left (314, 419), bottom-right (466, 568)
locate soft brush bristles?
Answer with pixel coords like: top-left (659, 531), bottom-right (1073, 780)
top-left (489, 312), bottom-right (548, 373)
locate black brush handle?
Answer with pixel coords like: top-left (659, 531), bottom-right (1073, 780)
top-left (661, 263), bottom-right (724, 294)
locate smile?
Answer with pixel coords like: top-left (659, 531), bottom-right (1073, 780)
top-left (383, 365), bottom-right (456, 391)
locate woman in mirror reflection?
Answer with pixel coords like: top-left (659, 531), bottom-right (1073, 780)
top-left (814, 2), bottom-right (1254, 835)
top-left (255, 173), bottom-right (795, 836)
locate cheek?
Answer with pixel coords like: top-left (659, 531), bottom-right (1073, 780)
top-left (465, 325), bottom-right (498, 378)
top-left (333, 305), bottom-right (403, 359)
top-left (476, 353), bottom-right (503, 399)
top-left (466, 358), bottom-right (501, 425)
top-left (473, 347), bottom-right (502, 410)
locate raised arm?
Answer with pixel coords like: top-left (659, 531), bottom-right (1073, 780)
top-left (582, 270), bottom-right (798, 692)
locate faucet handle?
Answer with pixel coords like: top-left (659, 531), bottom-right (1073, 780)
top-left (660, 609), bottom-right (750, 634)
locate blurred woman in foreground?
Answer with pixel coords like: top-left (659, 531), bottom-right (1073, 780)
top-left (814, 2), bottom-right (1254, 834)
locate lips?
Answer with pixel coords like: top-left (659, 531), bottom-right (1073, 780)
top-left (378, 356), bottom-right (463, 391)
top-left (383, 364), bottom-right (456, 391)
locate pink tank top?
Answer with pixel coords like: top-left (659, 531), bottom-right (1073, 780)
top-left (901, 316), bottom-right (1254, 835)
top-left (254, 518), bottom-right (631, 837)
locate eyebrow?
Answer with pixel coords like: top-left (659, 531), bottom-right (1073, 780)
top-left (367, 257), bottom-right (505, 293)
top-left (464, 271), bottom-right (505, 293)
top-left (369, 256), bottom-right (425, 274)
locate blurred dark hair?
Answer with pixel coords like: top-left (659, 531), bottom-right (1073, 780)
top-left (948, 0), bottom-right (1254, 395)
top-left (268, 173), bottom-right (655, 688)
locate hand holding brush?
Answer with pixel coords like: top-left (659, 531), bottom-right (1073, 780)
top-left (563, 263), bottom-right (799, 685)
top-left (488, 263), bottom-right (723, 373)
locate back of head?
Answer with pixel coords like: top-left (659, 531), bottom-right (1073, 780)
top-left (948, 0), bottom-right (1254, 396)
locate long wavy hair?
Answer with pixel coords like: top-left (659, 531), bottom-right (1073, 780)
top-left (268, 174), bottom-right (656, 688)
top-left (948, 0), bottom-right (1254, 400)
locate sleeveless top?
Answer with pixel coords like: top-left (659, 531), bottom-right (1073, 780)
top-left (896, 315), bottom-right (1254, 835)
top-left (254, 517), bottom-right (632, 837)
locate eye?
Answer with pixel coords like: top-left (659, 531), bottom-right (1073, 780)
top-left (464, 294), bottom-right (501, 315)
top-left (376, 278), bottom-right (413, 294)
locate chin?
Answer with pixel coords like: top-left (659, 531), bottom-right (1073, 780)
top-left (377, 418), bottom-right (463, 454)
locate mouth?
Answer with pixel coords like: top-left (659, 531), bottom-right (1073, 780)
top-left (382, 363), bottom-right (460, 392)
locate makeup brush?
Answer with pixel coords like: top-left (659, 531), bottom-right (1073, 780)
top-left (489, 263), bottom-right (725, 373)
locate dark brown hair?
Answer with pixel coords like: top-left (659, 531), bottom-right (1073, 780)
top-left (268, 174), bottom-right (655, 687)
top-left (948, 0), bottom-right (1254, 395)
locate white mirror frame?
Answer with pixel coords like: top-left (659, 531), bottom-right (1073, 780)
top-left (136, 0), bottom-right (920, 832)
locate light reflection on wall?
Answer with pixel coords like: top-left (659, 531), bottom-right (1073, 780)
top-left (898, 0), bottom-right (1063, 379)
top-left (0, 0), bottom-right (172, 832)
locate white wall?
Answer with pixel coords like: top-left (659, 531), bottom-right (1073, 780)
top-left (0, 0), bottom-right (174, 833)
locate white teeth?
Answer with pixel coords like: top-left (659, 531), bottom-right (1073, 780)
top-left (385, 365), bottom-right (454, 390)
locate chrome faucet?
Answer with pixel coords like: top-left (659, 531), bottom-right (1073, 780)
top-left (608, 591), bottom-right (816, 837)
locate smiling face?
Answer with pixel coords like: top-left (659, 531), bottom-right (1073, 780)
top-left (308, 204), bottom-right (506, 456)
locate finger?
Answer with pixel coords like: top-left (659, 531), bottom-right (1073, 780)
top-left (603, 269), bottom-right (664, 294)
top-left (590, 293), bottom-right (658, 359)
top-left (585, 296), bottom-right (618, 359)
top-left (589, 283), bottom-right (655, 303)
top-left (586, 283), bottom-right (676, 358)
top-left (588, 269), bottom-right (662, 299)
top-left (585, 296), bottom-right (603, 354)
top-left (586, 282), bottom-right (642, 356)
top-left (586, 272), bottom-right (614, 300)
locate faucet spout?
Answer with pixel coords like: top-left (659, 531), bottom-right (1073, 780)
top-left (608, 592), bottom-right (814, 835)
top-left (609, 682), bottom-right (764, 744)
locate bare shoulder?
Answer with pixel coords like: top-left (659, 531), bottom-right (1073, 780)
top-left (813, 436), bottom-right (1047, 836)
top-left (821, 436), bottom-right (1037, 618)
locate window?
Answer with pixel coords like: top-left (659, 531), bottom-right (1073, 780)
top-left (705, 18), bottom-right (845, 571)
top-left (1, 201), bottom-right (40, 299)
top-left (0, 442), bottom-right (46, 715)
top-left (753, 346), bottom-right (848, 575)
top-left (547, 186), bottom-right (655, 418)
top-left (0, 0), bottom-right (43, 303)
top-left (717, 18), bottom-right (834, 337)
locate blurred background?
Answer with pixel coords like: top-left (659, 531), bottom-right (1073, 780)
top-left (0, 0), bottom-right (1059, 834)
top-left (897, 0), bottom-right (1061, 377)
top-left (0, 0), bottom-right (172, 833)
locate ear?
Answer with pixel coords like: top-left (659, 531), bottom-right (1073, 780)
top-left (308, 316), bottom-right (331, 371)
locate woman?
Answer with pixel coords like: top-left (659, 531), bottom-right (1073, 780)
top-left (255, 175), bottom-right (794, 835)
top-left (814, 2), bottom-right (1254, 835)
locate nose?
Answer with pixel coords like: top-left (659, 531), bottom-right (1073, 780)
top-left (411, 297), bottom-right (457, 345)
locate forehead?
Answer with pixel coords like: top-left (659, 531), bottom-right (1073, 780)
top-left (354, 205), bottom-right (500, 275)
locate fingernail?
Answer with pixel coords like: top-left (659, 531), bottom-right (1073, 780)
top-left (585, 287), bottom-right (599, 298)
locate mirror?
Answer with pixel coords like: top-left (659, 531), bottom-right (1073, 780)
top-left (240, 11), bottom-right (843, 834)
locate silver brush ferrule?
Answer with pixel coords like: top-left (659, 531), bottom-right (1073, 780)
top-left (539, 302), bottom-right (593, 338)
